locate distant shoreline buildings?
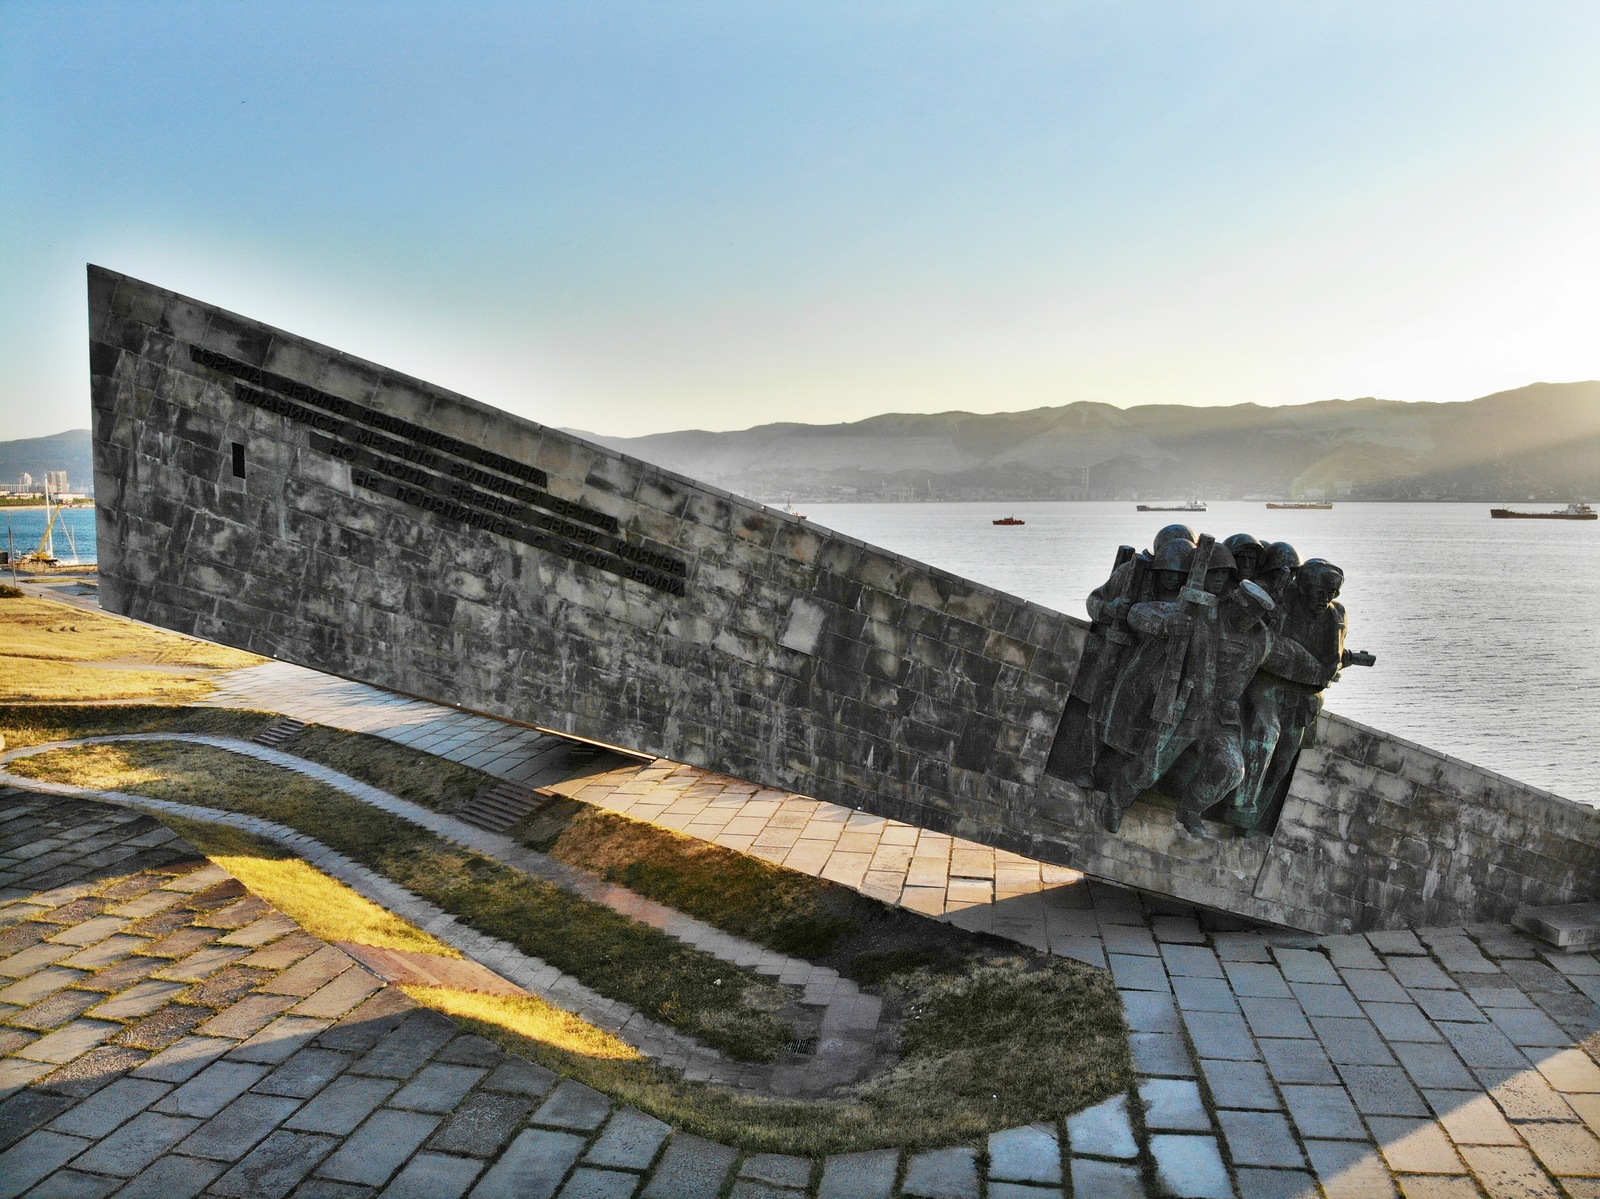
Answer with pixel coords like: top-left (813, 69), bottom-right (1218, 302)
top-left (0, 470), bottom-right (87, 501)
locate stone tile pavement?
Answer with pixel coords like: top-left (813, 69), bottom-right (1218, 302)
top-left (0, 734), bottom-right (882, 1098)
top-left (203, 662), bottom-right (632, 788)
top-left (187, 658), bottom-right (1600, 1196)
top-left (0, 788), bottom-right (1238, 1199)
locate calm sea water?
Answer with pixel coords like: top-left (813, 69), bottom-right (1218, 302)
top-left (6, 503), bottom-right (1593, 805)
top-left (802, 501), bottom-right (1600, 807)
top-left (0, 507), bottom-right (97, 565)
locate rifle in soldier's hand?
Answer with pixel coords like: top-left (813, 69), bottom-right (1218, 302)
top-left (1341, 649), bottom-right (1376, 668)
top-left (1150, 533), bottom-right (1214, 726)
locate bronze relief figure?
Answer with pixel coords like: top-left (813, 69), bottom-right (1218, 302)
top-left (1046, 529), bottom-right (1374, 836)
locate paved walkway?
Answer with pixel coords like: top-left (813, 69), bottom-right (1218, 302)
top-left (203, 664), bottom-right (632, 788)
top-left (0, 650), bottom-right (1595, 1193)
top-left (0, 735), bottom-right (881, 1098)
top-left (192, 659), bottom-right (1600, 1196)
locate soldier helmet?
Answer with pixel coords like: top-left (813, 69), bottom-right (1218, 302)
top-left (1223, 533), bottom-right (1264, 557)
top-left (1262, 541), bottom-right (1300, 573)
top-left (1205, 541), bottom-right (1237, 573)
top-left (1152, 524), bottom-right (1196, 553)
top-left (1152, 538), bottom-right (1195, 574)
top-left (1300, 558), bottom-right (1345, 585)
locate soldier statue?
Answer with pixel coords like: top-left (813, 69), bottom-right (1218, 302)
top-left (1229, 559), bottom-right (1373, 833)
top-left (1046, 529), bottom-right (1374, 837)
top-left (1045, 524), bottom-right (1194, 788)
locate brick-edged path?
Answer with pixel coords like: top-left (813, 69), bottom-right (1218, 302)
top-left (194, 658), bottom-right (1600, 1196)
top-left (0, 735), bottom-right (882, 1097)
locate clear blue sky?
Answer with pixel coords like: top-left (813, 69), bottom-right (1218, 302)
top-left (4, 2), bottom-right (1598, 439)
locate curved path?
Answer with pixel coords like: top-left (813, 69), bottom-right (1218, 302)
top-left (1, 784), bottom-right (1111, 1199)
top-left (197, 659), bottom-right (1600, 1198)
top-left (0, 735), bottom-right (882, 1098)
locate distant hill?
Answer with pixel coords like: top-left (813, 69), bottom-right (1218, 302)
top-left (579, 382), bottom-right (1600, 503)
top-left (0, 429), bottom-right (93, 494)
top-left (11, 382), bottom-right (1597, 506)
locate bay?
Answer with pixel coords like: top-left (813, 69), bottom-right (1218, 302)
top-left (0, 507), bottom-right (97, 565)
top-left (801, 501), bottom-right (1600, 807)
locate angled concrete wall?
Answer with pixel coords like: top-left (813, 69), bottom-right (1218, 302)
top-left (87, 266), bottom-right (1600, 933)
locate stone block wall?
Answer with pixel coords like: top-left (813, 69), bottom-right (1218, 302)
top-left (87, 267), bottom-right (1600, 933)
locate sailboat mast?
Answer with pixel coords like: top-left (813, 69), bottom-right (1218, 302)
top-left (40, 479), bottom-right (54, 560)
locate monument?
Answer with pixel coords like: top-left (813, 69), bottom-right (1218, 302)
top-left (1047, 529), bottom-right (1374, 838)
top-left (87, 266), bottom-right (1600, 933)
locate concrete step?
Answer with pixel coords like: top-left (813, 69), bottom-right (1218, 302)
top-left (254, 718), bottom-right (309, 748)
top-left (458, 780), bottom-right (550, 832)
top-left (1513, 901), bottom-right (1600, 951)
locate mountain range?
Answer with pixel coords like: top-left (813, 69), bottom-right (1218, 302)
top-left (7, 380), bottom-right (1598, 503)
top-left (0, 429), bottom-right (93, 495)
top-left (579, 382), bottom-right (1600, 503)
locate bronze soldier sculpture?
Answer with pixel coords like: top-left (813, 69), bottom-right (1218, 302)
top-left (1229, 559), bottom-right (1374, 833)
top-left (1045, 524), bottom-right (1195, 788)
top-left (1097, 538), bottom-right (1308, 833)
top-left (1047, 530), bottom-right (1374, 837)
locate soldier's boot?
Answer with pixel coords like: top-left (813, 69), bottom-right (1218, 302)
top-left (1177, 803), bottom-right (1206, 835)
top-left (1101, 793), bottom-right (1125, 833)
top-left (1225, 793), bottom-right (1262, 833)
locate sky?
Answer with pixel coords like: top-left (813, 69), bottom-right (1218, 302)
top-left (3, 2), bottom-right (1599, 440)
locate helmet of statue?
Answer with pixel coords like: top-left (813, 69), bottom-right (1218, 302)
top-left (1152, 538), bottom-right (1196, 574)
top-left (1263, 541), bottom-right (1300, 573)
top-left (1223, 532), bottom-right (1264, 557)
top-left (1152, 524), bottom-right (1196, 553)
top-left (1300, 558), bottom-right (1344, 585)
top-left (1205, 541), bottom-right (1238, 573)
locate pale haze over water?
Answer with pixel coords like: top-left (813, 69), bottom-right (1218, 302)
top-left (804, 501), bottom-right (1600, 808)
top-left (13, 504), bottom-right (1596, 806)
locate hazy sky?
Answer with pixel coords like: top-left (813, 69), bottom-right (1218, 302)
top-left (4, 2), bottom-right (1598, 440)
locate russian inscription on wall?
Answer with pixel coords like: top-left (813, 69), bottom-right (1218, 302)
top-left (190, 345), bottom-right (689, 595)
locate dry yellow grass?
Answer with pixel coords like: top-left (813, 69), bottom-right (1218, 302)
top-left (402, 987), bottom-right (644, 1061)
top-left (0, 594), bottom-right (262, 701)
top-left (164, 815), bottom-right (461, 958)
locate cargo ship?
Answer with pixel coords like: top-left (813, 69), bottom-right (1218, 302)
top-left (992, 516), bottom-right (1025, 526)
top-left (1489, 502), bottom-right (1595, 520)
top-left (1135, 500), bottom-right (1206, 512)
top-left (1266, 502), bottom-right (1333, 510)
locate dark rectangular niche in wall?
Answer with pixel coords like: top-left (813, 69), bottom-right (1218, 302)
top-left (231, 442), bottom-right (246, 479)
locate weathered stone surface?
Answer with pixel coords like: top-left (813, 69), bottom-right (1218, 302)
top-left (903, 1146), bottom-right (980, 1199)
top-left (988, 1124), bottom-right (1062, 1184)
top-left (87, 267), bottom-right (1600, 933)
top-left (817, 1149), bottom-right (899, 1199)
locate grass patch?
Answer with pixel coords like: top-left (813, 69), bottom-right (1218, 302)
top-left (527, 800), bottom-right (1015, 984)
top-left (419, 960), bottom-right (1126, 1153)
top-left (11, 741), bottom-right (796, 1063)
top-left (862, 961), bottom-right (1128, 1126)
top-left (285, 724), bottom-right (487, 815)
top-left (0, 595), bottom-right (262, 702)
top-left (163, 815), bottom-right (461, 958)
top-left (0, 703), bottom-right (276, 751)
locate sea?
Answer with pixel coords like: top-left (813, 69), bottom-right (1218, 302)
top-left (6, 502), bottom-right (1594, 806)
top-left (1, 507), bottom-right (97, 565)
top-left (802, 501), bottom-right (1600, 808)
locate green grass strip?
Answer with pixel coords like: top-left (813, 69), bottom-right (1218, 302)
top-left (9, 740), bottom-right (796, 1063)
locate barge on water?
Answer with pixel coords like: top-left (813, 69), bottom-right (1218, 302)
top-left (1490, 502), bottom-right (1596, 520)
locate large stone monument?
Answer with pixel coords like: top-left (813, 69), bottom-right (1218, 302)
top-left (87, 266), bottom-right (1600, 933)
